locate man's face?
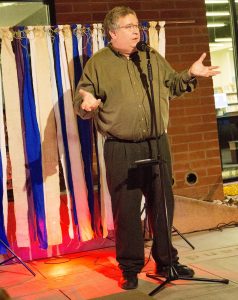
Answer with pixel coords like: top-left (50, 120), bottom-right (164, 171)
top-left (109, 14), bottom-right (140, 56)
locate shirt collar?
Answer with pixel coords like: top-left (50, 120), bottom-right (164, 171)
top-left (108, 43), bottom-right (139, 60)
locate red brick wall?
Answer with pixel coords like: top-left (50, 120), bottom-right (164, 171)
top-left (54, 0), bottom-right (224, 201)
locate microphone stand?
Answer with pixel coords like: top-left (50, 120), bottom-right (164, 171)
top-left (132, 48), bottom-right (159, 168)
top-left (135, 46), bottom-right (229, 296)
top-left (0, 238), bottom-right (36, 276)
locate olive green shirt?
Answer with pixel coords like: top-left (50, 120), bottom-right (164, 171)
top-left (74, 44), bottom-right (197, 141)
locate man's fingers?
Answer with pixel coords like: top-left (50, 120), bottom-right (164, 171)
top-left (78, 88), bottom-right (101, 111)
top-left (206, 66), bottom-right (220, 77)
top-left (209, 66), bottom-right (220, 70)
top-left (81, 102), bottom-right (92, 111)
top-left (81, 98), bottom-right (101, 111)
top-left (210, 71), bottom-right (220, 76)
top-left (79, 88), bottom-right (88, 97)
top-left (198, 52), bottom-right (206, 63)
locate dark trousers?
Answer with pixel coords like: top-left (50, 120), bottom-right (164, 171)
top-left (104, 133), bottom-right (179, 275)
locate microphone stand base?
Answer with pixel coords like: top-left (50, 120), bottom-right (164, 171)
top-left (146, 269), bottom-right (229, 297)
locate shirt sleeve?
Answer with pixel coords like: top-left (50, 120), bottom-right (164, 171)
top-left (73, 58), bottom-right (99, 119)
top-left (157, 53), bottom-right (197, 100)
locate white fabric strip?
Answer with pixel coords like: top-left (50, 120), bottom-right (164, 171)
top-left (0, 31), bottom-right (8, 237)
top-left (45, 26), bottom-right (74, 239)
top-left (63, 25), bottom-right (75, 94)
top-left (27, 27), bottom-right (40, 125)
top-left (0, 28), bottom-right (30, 247)
top-left (97, 134), bottom-right (114, 236)
top-left (92, 24), bottom-right (99, 54)
top-left (158, 21), bottom-right (166, 58)
top-left (94, 27), bottom-right (114, 235)
top-left (58, 26), bottom-right (94, 241)
top-left (97, 24), bottom-right (104, 50)
top-left (29, 26), bottom-right (62, 245)
top-left (0, 69), bottom-right (8, 232)
top-left (148, 21), bottom-right (159, 52)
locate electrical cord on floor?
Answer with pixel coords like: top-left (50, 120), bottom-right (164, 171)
top-left (44, 257), bottom-right (71, 264)
top-left (209, 221), bottom-right (238, 232)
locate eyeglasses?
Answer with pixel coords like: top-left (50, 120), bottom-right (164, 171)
top-left (117, 24), bottom-right (140, 31)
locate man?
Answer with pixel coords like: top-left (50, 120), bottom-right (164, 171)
top-left (74, 6), bottom-right (219, 290)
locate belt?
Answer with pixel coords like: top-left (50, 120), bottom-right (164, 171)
top-left (105, 136), bottom-right (160, 143)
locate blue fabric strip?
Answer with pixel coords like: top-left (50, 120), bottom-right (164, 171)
top-left (82, 24), bottom-right (92, 65)
top-left (72, 25), bottom-right (95, 229)
top-left (71, 25), bottom-right (83, 86)
top-left (21, 32), bottom-right (48, 249)
top-left (0, 151), bottom-right (9, 254)
top-left (53, 28), bottom-right (78, 227)
top-left (104, 36), bottom-right (109, 47)
top-left (141, 21), bottom-right (149, 43)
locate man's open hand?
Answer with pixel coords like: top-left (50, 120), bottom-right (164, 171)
top-left (188, 53), bottom-right (220, 78)
top-left (79, 89), bottom-right (101, 111)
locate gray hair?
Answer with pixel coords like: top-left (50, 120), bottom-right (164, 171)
top-left (103, 6), bottom-right (137, 40)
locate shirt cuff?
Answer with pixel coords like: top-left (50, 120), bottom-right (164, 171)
top-left (182, 70), bottom-right (196, 83)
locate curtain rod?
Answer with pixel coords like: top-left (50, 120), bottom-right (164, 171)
top-left (142, 20), bottom-right (196, 25)
top-left (0, 20), bottom-right (197, 36)
top-left (88, 19), bottom-right (196, 25)
top-left (165, 20), bottom-right (196, 24)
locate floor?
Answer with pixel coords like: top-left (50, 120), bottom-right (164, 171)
top-left (1, 226), bottom-right (238, 299)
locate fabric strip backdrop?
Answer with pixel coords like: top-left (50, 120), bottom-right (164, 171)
top-left (0, 22), bottom-right (166, 256)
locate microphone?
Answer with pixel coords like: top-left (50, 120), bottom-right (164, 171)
top-left (136, 41), bottom-right (150, 52)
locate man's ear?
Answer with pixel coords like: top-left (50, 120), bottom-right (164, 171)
top-left (109, 30), bottom-right (116, 40)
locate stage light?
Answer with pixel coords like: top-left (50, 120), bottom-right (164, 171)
top-left (206, 11), bottom-right (230, 16)
top-left (205, 0), bottom-right (238, 3)
top-left (209, 43), bottom-right (225, 47)
top-left (207, 23), bottom-right (226, 27)
top-left (215, 37), bottom-right (232, 42)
